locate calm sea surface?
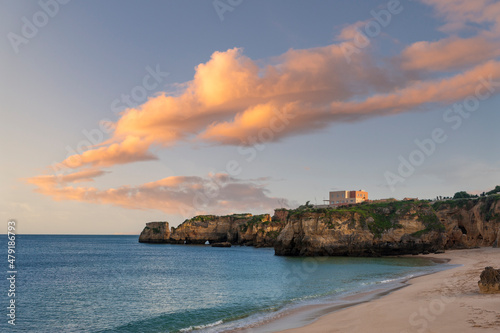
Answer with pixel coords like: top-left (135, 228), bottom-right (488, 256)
top-left (0, 235), bottom-right (448, 332)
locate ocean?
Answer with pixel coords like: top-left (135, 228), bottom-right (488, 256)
top-left (0, 235), bottom-right (449, 332)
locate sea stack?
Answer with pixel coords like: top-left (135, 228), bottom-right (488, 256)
top-left (138, 222), bottom-right (170, 243)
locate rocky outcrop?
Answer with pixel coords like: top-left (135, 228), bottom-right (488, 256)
top-left (169, 215), bottom-right (239, 244)
top-left (211, 242), bottom-right (232, 247)
top-left (138, 212), bottom-right (286, 247)
top-left (138, 195), bottom-right (500, 256)
top-left (274, 196), bottom-right (500, 256)
top-left (434, 196), bottom-right (500, 249)
top-left (138, 222), bottom-right (170, 243)
top-left (274, 201), bottom-right (446, 256)
top-left (478, 267), bottom-right (500, 294)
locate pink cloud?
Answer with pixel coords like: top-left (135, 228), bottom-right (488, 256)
top-left (400, 36), bottom-right (500, 72)
top-left (26, 172), bottom-right (288, 217)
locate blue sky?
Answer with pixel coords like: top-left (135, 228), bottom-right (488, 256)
top-left (1, 0), bottom-right (499, 234)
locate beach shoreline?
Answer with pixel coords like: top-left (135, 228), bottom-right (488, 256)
top-left (268, 247), bottom-right (500, 333)
top-left (219, 253), bottom-right (453, 333)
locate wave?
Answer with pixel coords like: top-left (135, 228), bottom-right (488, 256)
top-left (179, 320), bottom-right (224, 332)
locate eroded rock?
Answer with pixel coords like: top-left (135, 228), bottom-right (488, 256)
top-left (139, 222), bottom-right (170, 243)
top-left (478, 267), bottom-right (500, 294)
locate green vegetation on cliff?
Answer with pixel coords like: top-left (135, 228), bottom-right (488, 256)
top-left (239, 214), bottom-right (268, 232)
top-left (189, 215), bottom-right (217, 222)
top-left (284, 200), bottom-right (445, 238)
top-left (486, 186), bottom-right (500, 196)
top-left (432, 194), bottom-right (500, 212)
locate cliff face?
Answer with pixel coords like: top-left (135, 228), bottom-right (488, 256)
top-left (138, 222), bottom-right (171, 243)
top-left (434, 196), bottom-right (500, 249)
top-left (274, 201), bottom-right (446, 256)
top-left (138, 195), bottom-right (500, 256)
top-left (274, 196), bottom-right (500, 256)
top-left (139, 213), bottom-right (286, 247)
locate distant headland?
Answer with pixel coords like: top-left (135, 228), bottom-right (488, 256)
top-left (139, 187), bottom-right (500, 257)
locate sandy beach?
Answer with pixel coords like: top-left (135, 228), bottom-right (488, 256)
top-left (277, 247), bottom-right (500, 333)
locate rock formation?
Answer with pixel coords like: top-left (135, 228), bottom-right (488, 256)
top-left (478, 267), bottom-right (500, 294)
top-left (274, 201), bottom-right (446, 256)
top-left (138, 195), bottom-right (500, 256)
top-left (138, 213), bottom-right (285, 247)
top-left (434, 196), bottom-right (500, 249)
top-left (138, 222), bottom-right (170, 243)
top-left (211, 242), bottom-right (232, 247)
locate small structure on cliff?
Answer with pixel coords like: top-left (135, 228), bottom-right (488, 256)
top-left (318, 190), bottom-right (368, 208)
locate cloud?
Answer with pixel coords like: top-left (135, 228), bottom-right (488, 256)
top-left (26, 168), bottom-right (107, 186)
top-left (421, 0), bottom-right (500, 33)
top-left (336, 20), bottom-right (371, 42)
top-left (62, 136), bottom-right (157, 168)
top-left (59, 43), bottom-right (405, 166)
top-left (26, 172), bottom-right (288, 217)
top-left (400, 36), bottom-right (500, 72)
top-left (330, 60), bottom-right (500, 116)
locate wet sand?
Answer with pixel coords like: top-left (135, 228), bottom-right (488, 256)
top-left (275, 247), bottom-right (500, 333)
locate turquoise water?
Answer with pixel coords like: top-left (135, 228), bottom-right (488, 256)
top-left (0, 235), bottom-right (447, 332)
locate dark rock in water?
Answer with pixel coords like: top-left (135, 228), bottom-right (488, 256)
top-left (478, 267), bottom-right (500, 294)
top-left (434, 250), bottom-right (445, 254)
top-left (211, 242), bottom-right (232, 247)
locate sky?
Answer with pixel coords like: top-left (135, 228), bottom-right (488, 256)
top-left (1, 0), bottom-right (500, 234)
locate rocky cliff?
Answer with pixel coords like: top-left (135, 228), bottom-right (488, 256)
top-left (433, 195), bottom-right (500, 249)
top-left (274, 200), bottom-right (446, 256)
top-left (274, 196), bottom-right (500, 256)
top-left (138, 195), bottom-right (500, 256)
top-left (138, 221), bottom-right (171, 243)
top-left (139, 213), bottom-right (286, 247)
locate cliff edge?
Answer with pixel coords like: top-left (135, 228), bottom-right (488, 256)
top-left (138, 221), bottom-right (171, 243)
top-left (139, 213), bottom-right (285, 247)
top-left (274, 200), bottom-right (445, 256)
top-left (138, 195), bottom-right (500, 256)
